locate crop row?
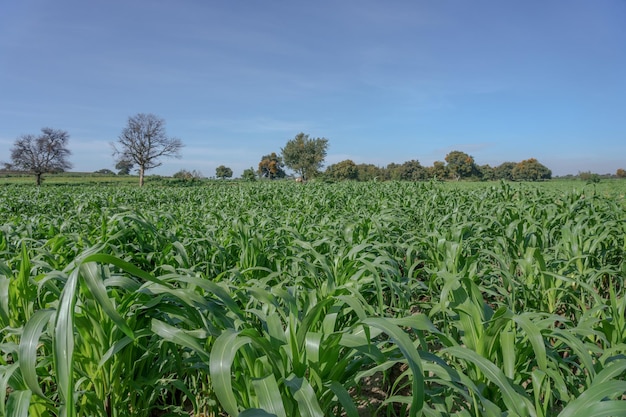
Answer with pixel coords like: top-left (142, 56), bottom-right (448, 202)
top-left (0, 181), bottom-right (624, 416)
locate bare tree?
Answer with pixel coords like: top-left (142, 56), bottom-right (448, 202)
top-left (112, 113), bottom-right (183, 186)
top-left (9, 128), bottom-right (72, 185)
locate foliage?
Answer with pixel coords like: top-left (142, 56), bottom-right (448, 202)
top-left (325, 159), bottom-right (358, 180)
top-left (241, 167), bottom-right (257, 181)
top-left (355, 163), bottom-right (383, 181)
top-left (512, 158), bottom-right (552, 181)
top-left (427, 161), bottom-right (448, 180)
top-left (9, 128), bottom-right (72, 185)
top-left (281, 133), bottom-right (329, 180)
top-left (94, 169), bottom-right (115, 175)
top-left (579, 171), bottom-right (601, 184)
top-left (494, 162), bottom-right (517, 181)
top-left (445, 150), bottom-right (478, 179)
top-left (478, 164), bottom-right (495, 180)
top-left (215, 165), bottom-right (233, 179)
top-left (112, 113), bottom-right (183, 186)
top-left (258, 152), bottom-right (286, 179)
top-left (173, 169), bottom-right (203, 181)
top-left (115, 159), bottom-right (134, 175)
top-left (0, 182), bottom-right (624, 416)
top-left (387, 160), bottom-right (426, 181)
top-left (616, 168), bottom-right (626, 178)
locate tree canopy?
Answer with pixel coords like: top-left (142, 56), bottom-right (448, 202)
top-left (388, 160), bottom-right (426, 181)
top-left (428, 161), bottom-right (448, 180)
top-left (215, 165), bottom-right (233, 179)
top-left (241, 167), bottom-right (257, 181)
top-left (115, 159), bottom-right (134, 175)
top-left (173, 169), bottom-right (202, 181)
top-left (9, 127), bottom-right (72, 185)
top-left (258, 152), bottom-right (286, 179)
top-left (112, 113), bottom-right (183, 186)
top-left (445, 150), bottom-right (478, 179)
top-left (281, 133), bottom-right (329, 181)
top-left (325, 159), bottom-right (358, 181)
top-left (512, 158), bottom-right (552, 181)
top-left (494, 162), bottom-right (517, 181)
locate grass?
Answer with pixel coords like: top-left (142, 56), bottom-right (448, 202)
top-left (0, 180), bottom-right (624, 416)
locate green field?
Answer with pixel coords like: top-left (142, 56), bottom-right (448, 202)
top-left (1, 181), bottom-right (625, 416)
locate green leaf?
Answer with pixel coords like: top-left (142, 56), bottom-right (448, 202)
top-left (54, 266), bottom-right (79, 417)
top-left (0, 363), bottom-right (20, 416)
top-left (513, 313), bottom-right (548, 372)
top-left (251, 374), bottom-right (287, 417)
top-left (363, 317), bottom-right (424, 417)
top-left (210, 329), bottom-right (253, 417)
top-left (558, 380), bottom-right (626, 417)
top-left (6, 390), bottom-right (32, 417)
top-left (444, 345), bottom-right (534, 417)
top-left (80, 262), bottom-right (134, 340)
top-left (593, 358), bottom-right (626, 385)
top-left (0, 275), bottom-right (10, 327)
top-left (284, 374), bottom-right (324, 417)
top-left (239, 409), bottom-right (278, 417)
top-left (328, 381), bottom-right (359, 417)
top-left (18, 309), bottom-right (54, 400)
top-left (151, 319), bottom-right (209, 361)
top-left (80, 253), bottom-right (168, 286)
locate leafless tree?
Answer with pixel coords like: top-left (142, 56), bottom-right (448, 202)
top-left (9, 128), bottom-right (72, 185)
top-left (112, 113), bottom-right (183, 186)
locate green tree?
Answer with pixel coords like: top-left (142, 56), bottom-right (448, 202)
top-left (215, 165), bottom-right (233, 179)
top-left (258, 152), bottom-right (286, 179)
top-left (173, 169), bottom-right (202, 181)
top-left (388, 160), bottom-right (426, 181)
top-left (241, 167), bottom-right (257, 181)
top-left (478, 164), bottom-right (495, 181)
top-left (428, 161), bottom-right (448, 180)
top-left (281, 132), bottom-right (329, 181)
top-left (115, 159), bottom-right (134, 175)
top-left (325, 159), bottom-right (358, 180)
top-left (511, 158), bottom-right (552, 181)
top-left (356, 163), bottom-right (383, 181)
top-left (445, 150), bottom-right (477, 179)
top-left (9, 127), bottom-right (72, 185)
top-left (494, 162), bottom-right (517, 181)
top-left (112, 113), bottom-right (183, 187)
top-left (95, 168), bottom-right (115, 175)
top-left (579, 171), bottom-right (600, 183)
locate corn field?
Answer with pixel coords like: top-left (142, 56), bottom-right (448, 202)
top-left (0, 181), bottom-right (625, 417)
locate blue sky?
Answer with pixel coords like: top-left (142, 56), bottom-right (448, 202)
top-left (1, 1), bottom-right (625, 177)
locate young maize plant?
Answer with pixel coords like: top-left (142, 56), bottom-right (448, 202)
top-left (0, 180), bottom-right (624, 416)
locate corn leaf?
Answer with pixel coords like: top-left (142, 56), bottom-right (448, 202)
top-left (251, 374), bottom-right (287, 417)
top-left (284, 374), bottom-right (324, 417)
top-left (210, 329), bottom-right (253, 417)
top-left (18, 309), bottom-right (54, 400)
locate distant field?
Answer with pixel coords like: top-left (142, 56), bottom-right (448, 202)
top-left (0, 172), bottom-right (143, 185)
top-left (2, 172), bottom-right (625, 202)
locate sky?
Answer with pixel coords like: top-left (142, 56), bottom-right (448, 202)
top-left (1, 0), bottom-right (625, 177)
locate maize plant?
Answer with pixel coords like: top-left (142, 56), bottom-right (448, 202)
top-left (0, 180), bottom-right (624, 416)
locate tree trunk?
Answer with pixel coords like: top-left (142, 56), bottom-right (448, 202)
top-left (36, 173), bottom-right (42, 186)
top-left (139, 166), bottom-right (145, 187)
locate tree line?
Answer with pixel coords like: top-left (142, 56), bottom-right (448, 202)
top-left (323, 154), bottom-right (554, 182)
top-left (256, 139), bottom-right (553, 182)
top-left (3, 113), bottom-right (626, 185)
